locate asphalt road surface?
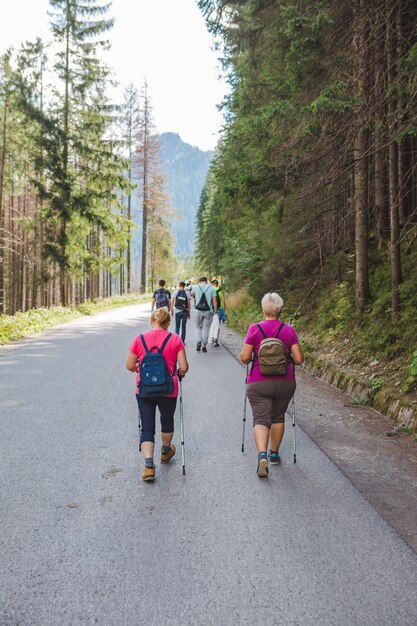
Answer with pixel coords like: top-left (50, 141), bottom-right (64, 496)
top-left (1, 304), bottom-right (417, 626)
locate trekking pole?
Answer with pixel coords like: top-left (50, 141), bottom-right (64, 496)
top-left (179, 378), bottom-right (186, 475)
top-left (138, 407), bottom-right (142, 452)
top-left (136, 358), bottom-right (142, 452)
top-left (241, 364), bottom-right (248, 453)
top-left (292, 395), bottom-right (297, 464)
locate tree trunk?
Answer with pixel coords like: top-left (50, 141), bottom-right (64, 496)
top-left (127, 169), bottom-right (131, 293)
top-left (373, 6), bottom-right (386, 250)
top-left (0, 89), bottom-right (8, 313)
top-left (59, 3), bottom-right (71, 307)
top-left (354, 0), bottom-right (370, 313)
top-left (140, 126), bottom-right (149, 293)
top-left (386, 0), bottom-right (402, 314)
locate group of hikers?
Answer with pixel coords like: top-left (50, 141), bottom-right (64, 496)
top-left (126, 278), bottom-right (303, 482)
top-left (150, 276), bottom-right (227, 350)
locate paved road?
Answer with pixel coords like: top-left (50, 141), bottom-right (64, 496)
top-left (1, 304), bottom-right (417, 625)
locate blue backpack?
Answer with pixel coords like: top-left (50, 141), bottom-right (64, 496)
top-left (138, 333), bottom-right (174, 397)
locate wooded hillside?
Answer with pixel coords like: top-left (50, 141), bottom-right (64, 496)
top-left (197, 0), bottom-right (417, 391)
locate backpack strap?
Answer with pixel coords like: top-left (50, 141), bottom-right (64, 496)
top-left (275, 322), bottom-right (285, 338)
top-left (159, 333), bottom-right (177, 377)
top-left (159, 332), bottom-right (172, 354)
top-left (257, 321), bottom-right (285, 339)
top-left (251, 324), bottom-right (265, 373)
top-left (140, 334), bottom-right (150, 353)
top-left (140, 332), bottom-right (171, 354)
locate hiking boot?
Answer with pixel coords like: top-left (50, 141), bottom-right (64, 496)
top-left (257, 457), bottom-right (268, 478)
top-left (196, 342), bottom-right (201, 352)
top-left (142, 465), bottom-right (155, 481)
top-left (161, 444), bottom-right (176, 464)
top-left (202, 345), bottom-right (207, 353)
top-left (269, 451), bottom-right (281, 465)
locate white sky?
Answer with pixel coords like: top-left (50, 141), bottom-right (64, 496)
top-left (0, 0), bottom-right (227, 151)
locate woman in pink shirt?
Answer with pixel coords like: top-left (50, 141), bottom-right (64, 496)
top-left (240, 292), bottom-right (303, 478)
top-left (126, 308), bottom-right (189, 482)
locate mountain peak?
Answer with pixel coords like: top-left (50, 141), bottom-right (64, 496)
top-left (158, 133), bottom-right (214, 258)
top-left (159, 131), bottom-right (214, 155)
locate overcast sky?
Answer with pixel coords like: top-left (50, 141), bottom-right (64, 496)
top-left (0, 0), bottom-right (227, 151)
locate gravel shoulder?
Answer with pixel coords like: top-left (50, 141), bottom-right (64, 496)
top-left (220, 323), bottom-right (417, 553)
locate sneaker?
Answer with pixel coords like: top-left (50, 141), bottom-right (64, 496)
top-left (142, 465), bottom-right (155, 481)
top-left (213, 340), bottom-right (219, 347)
top-left (161, 444), bottom-right (176, 464)
top-left (257, 456), bottom-right (268, 478)
top-left (202, 345), bottom-right (207, 353)
top-left (196, 342), bottom-right (201, 352)
top-left (269, 451), bottom-right (281, 465)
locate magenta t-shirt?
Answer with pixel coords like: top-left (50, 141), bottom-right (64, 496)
top-left (129, 329), bottom-right (184, 397)
top-left (244, 320), bottom-right (299, 383)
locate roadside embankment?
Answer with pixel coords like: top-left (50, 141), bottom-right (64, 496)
top-left (303, 353), bottom-right (417, 431)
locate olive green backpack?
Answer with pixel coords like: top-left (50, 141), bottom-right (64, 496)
top-left (255, 322), bottom-right (288, 376)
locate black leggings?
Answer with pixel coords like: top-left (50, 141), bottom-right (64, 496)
top-left (136, 395), bottom-right (177, 444)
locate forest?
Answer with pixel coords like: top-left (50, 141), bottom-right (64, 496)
top-left (196, 0), bottom-right (417, 396)
top-left (0, 0), bottom-right (174, 315)
top-left (1, 0), bottom-right (417, 398)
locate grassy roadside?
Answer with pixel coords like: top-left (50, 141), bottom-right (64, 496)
top-left (0, 294), bottom-right (151, 345)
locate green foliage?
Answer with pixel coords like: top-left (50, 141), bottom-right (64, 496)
top-left (404, 351), bottom-right (417, 393)
top-left (316, 282), bottom-right (356, 336)
top-left (370, 378), bottom-right (384, 394)
top-left (351, 398), bottom-right (370, 406)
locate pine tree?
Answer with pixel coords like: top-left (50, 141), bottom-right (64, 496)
top-left (119, 84), bottom-right (141, 293)
top-left (0, 53), bottom-right (11, 313)
top-left (46, 0), bottom-right (115, 305)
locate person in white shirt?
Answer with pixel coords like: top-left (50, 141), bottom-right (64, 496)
top-left (191, 276), bottom-right (218, 353)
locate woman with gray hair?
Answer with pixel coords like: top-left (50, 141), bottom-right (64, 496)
top-left (240, 292), bottom-right (303, 478)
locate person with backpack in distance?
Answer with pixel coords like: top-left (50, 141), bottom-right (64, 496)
top-left (240, 292), bottom-right (303, 478)
top-left (210, 278), bottom-right (226, 347)
top-left (211, 279), bottom-right (227, 323)
top-left (191, 276), bottom-right (218, 352)
top-left (171, 281), bottom-right (191, 343)
top-left (126, 308), bottom-right (189, 482)
top-left (152, 279), bottom-right (171, 311)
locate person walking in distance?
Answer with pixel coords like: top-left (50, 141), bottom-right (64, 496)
top-left (171, 281), bottom-right (191, 343)
top-left (240, 292), bottom-right (303, 478)
top-left (152, 279), bottom-right (171, 311)
top-left (126, 308), bottom-right (189, 482)
top-left (191, 276), bottom-right (218, 352)
top-left (210, 279), bottom-right (227, 347)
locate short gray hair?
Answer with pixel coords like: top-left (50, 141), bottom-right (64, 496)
top-left (261, 292), bottom-right (284, 317)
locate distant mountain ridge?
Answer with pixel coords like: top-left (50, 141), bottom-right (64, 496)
top-left (158, 132), bottom-right (214, 259)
